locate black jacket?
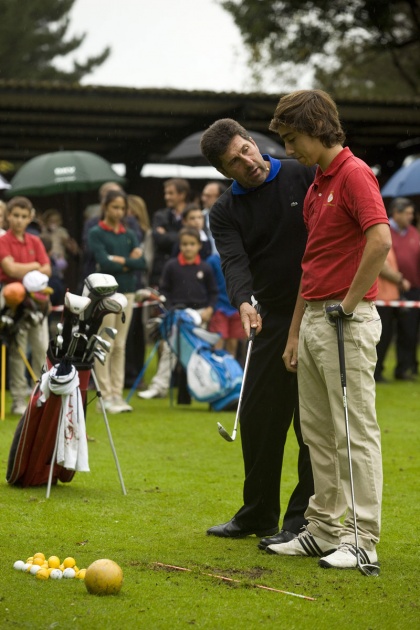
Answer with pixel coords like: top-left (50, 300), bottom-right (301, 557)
top-left (210, 159), bottom-right (315, 315)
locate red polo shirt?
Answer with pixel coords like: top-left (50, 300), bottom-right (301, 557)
top-left (0, 230), bottom-right (50, 284)
top-left (301, 147), bottom-right (389, 301)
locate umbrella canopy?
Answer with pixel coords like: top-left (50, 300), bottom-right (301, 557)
top-left (8, 150), bottom-right (126, 197)
top-left (164, 130), bottom-right (286, 166)
top-left (0, 174), bottom-right (11, 190)
top-left (381, 158), bottom-right (420, 198)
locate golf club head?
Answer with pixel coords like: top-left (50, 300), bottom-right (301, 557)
top-left (99, 326), bottom-right (118, 340)
top-left (82, 273), bottom-right (118, 298)
top-left (135, 287), bottom-right (166, 304)
top-left (93, 349), bottom-right (106, 365)
top-left (217, 422), bottom-right (234, 442)
top-left (64, 292), bottom-right (91, 315)
top-left (96, 337), bottom-right (111, 352)
top-left (358, 561), bottom-right (380, 577)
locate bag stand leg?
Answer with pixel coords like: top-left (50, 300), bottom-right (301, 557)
top-left (46, 370), bottom-right (127, 498)
top-left (91, 368), bottom-right (127, 496)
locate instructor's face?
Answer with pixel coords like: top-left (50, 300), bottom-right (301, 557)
top-left (218, 135), bottom-right (269, 189)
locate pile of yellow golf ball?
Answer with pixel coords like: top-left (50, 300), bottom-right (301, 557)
top-left (13, 552), bottom-right (87, 581)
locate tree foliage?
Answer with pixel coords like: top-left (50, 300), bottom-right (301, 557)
top-left (220, 0), bottom-right (420, 96)
top-left (0, 0), bottom-right (110, 82)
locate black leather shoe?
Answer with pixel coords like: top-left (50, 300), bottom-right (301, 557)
top-left (257, 529), bottom-right (297, 550)
top-left (207, 517), bottom-right (279, 539)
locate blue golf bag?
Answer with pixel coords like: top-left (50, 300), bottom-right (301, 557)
top-left (160, 309), bottom-right (243, 411)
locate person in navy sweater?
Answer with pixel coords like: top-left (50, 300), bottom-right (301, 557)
top-left (139, 227), bottom-right (218, 400)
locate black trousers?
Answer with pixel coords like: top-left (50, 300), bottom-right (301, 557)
top-left (234, 309), bottom-right (314, 534)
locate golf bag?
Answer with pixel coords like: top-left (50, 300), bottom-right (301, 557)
top-left (160, 309), bottom-right (243, 411)
top-left (6, 273), bottom-right (127, 495)
top-left (6, 353), bottom-right (91, 487)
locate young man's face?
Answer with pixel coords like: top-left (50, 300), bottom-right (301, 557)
top-left (104, 196), bottom-right (126, 225)
top-left (184, 210), bottom-right (204, 231)
top-left (164, 184), bottom-right (186, 209)
top-left (277, 124), bottom-right (324, 167)
top-left (7, 206), bottom-right (32, 236)
top-left (180, 235), bottom-right (201, 261)
top-left (218, 135), bottom-right (268, 188)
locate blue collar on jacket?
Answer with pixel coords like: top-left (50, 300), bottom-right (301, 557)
top-left (232, 155), bottom-right (281, 195)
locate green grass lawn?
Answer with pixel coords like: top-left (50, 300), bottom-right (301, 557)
top-left (0, 348), bottom-right (419, 629)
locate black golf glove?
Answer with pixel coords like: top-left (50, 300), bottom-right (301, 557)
top-left (325, 303), bottom-right (364, 323)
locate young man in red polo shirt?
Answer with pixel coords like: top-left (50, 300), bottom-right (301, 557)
top-left (0, 196), bottom-right (51, 415)
top-left (267, 90), bottom-right (391, 570)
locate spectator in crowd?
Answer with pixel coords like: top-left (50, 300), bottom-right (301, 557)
top-left (40, 208), bottom-right (80, 285)
top-left (0, 200), bottom-right (7, 236)
top-left (88, 190), bottom-right (146, 414)
top-left (374, 247), bottom-right (411, 382)
top-left (388, 197), bottom-right (420, 380)
top-left (207, 251), bottom-right (245, 357)
top-left (139, 226), bottom-right (218, 401)
top-left (149, 178), bottom-right (191, 287)
top-left (124, 194), bottom-right (151, 389)
top-left (171, 204), bottom-right (212, 260)
top-left (0, 196), bottom-right (51, 415)
top-left (201, 181), bottom-right (228, 255)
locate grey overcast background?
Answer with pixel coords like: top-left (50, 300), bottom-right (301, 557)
top-left (60, 0), bottom-right (311, 93)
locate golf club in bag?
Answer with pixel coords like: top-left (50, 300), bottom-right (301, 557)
top-left (6, 273), bottom-right (127, 498)
top-left (217, 300), bottom-right (261, 442)
top-left (335, 317), bottom-right (380, 577)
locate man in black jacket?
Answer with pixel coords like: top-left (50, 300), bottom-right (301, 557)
top-left (149, 178), bottom-right (191, 287)
top-left (200, 118), bottom-right (315, 548)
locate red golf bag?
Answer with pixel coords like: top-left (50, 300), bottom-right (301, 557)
top-left (6, 351), bottom-right (91, 488)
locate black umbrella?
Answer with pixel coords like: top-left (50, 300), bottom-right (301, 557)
top-left (164, 131), bottom-right (286, 166)
top-left (8, 150), bottom-right (126, 197)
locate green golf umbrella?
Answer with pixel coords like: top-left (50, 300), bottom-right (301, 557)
top-left (8, 150), bottom-right (125, 197)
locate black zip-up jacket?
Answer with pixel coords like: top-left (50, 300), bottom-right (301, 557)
top-left (210, 159), bottom-right (315, 315)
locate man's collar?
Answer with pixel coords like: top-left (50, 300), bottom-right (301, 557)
top-left (231, 155), bottom-right (281, 195)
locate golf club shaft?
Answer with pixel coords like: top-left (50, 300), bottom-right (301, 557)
top-left (336, 318), bottom-right (362, 560)
top-left (230, 326), bottom-right (256, 440)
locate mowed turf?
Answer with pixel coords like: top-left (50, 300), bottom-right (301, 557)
top-left (0, 350), bottom-right (418, 629)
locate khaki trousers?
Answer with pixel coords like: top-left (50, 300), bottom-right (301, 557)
top-left (298, 300), bottom-right (382, 551)
top-left (9, 319), bottom-right (49, 403)
top-left (94, 293), bottom-right (134, 400)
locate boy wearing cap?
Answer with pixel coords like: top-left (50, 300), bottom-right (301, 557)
top-left (0, 196), bottom-right (51, 415)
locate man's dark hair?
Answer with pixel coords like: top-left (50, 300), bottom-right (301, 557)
top-left (164, 178), bottom-right (191, 197)
top-left (6, 196), bottom-right (33, 214)
top-left (201, 119), bottom-right (251, 169)
top-left (389, 197), bottom-right (414, 214)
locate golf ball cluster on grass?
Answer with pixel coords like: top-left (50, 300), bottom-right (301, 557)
top-left (13, 553), bottom-right (86, 581)
top-left (13, 553), bottom-right (123, 594)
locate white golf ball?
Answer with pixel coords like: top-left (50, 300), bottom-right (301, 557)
top-left (63, 567), bottom-right (76, 579)
top-left (30, 564), bottom-right (42, 575)
top-left (50, 569), bottom-right (63, 580)
top-left (22, 563), bottom-right (32, 572)
top-left (13, 560), bottom-right (25, 571)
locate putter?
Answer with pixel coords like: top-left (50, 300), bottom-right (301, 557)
top-left (336, 317), bottom-right (380, 577)
top-left (217, 302), bottom-right (260, 442)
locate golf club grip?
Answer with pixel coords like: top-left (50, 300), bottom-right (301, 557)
top-left (336, 317), bottom-right (346, 388)
top-left (248, 302), bottom-right (261, 342)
